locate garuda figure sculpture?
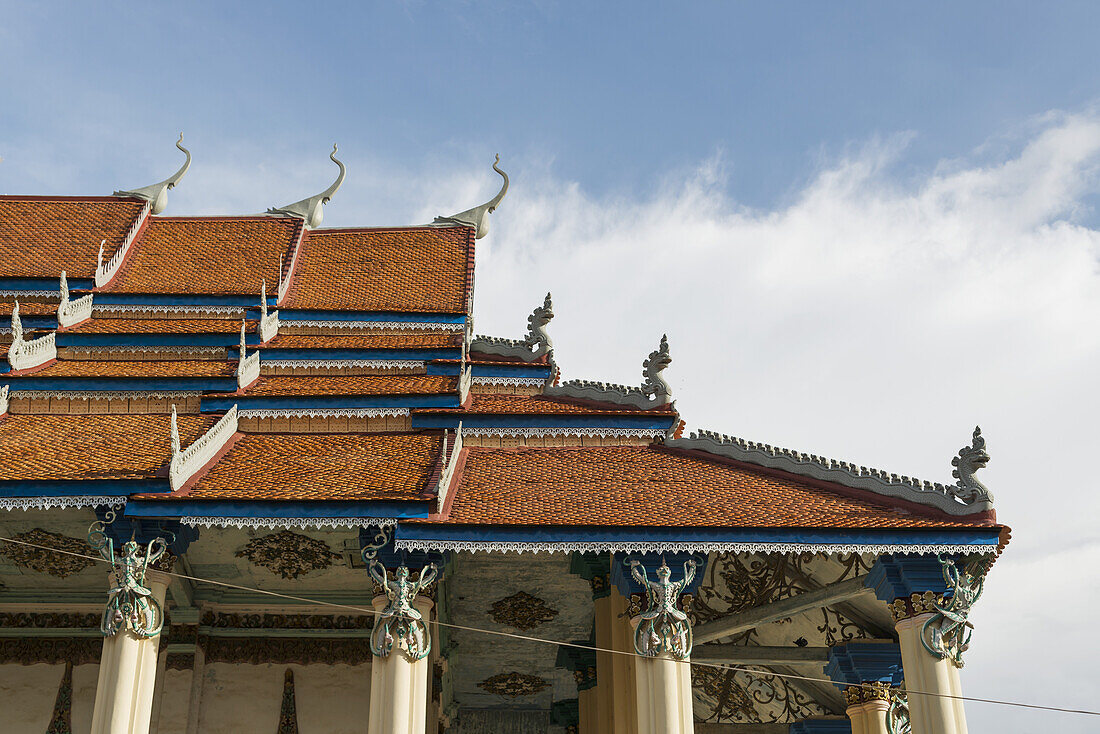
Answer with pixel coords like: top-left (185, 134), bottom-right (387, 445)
top-left (630, 558), bottom-right (697, 660)
top-left (369, 560), bottom-right (439, 661)
top-left (921, 555), bottom-right (985, 667)
top-left (87, 516), bottom-right (167, 639)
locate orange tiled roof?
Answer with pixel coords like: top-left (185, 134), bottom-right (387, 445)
top-left (0, 197), bottom-right (147, 279)
top-left (0, 301), bottom-right (58, 316)
top-left (25, 360), bottom-right (236, 378)
top-left (419, 394), bottom-right (675, 416)
top-left (0, 414), bottom-right (217, 481)
top-left (232, 374), bottom-right (456, 397)
top-left (282, 227), bottom-right (472, 313)
top-left (169, 432), bottom-right (442, 501)
top-left (443, 445), bottom-right (989, 528)
top-left (104, 217), bottom-right (299, 294)
top-left (66, 318), bottom-right (248, 334)
top-left (264, 332), bottom-right (463, 350)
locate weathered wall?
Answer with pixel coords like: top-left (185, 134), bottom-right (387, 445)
top-left (153, 668), bottom-right (193, 734)
top-left (0, 662), bottom-right (98, 734)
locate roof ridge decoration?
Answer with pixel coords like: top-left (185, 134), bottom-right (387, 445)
top-left (96, 199), bottom-right (152, 288)
top-left (436, 422), bottom-right (464, 514)
top-left (57, 272), bottom-right (93, 329)
top-left (662, 427), bottom-right (995, 516)
top-left (169, 403), bottom-right (239, 491)
top-left (266, 144), bottom-right (345, 229)
top-left (113, 133), bottom-right (191, 215)
top-left (258, 281), bottom-right (279, 343)
top-left (237, 321), bottom-right (260, 390)
top-left (0, 384), bottom-right (8, 417)
top-left (7, 301), bottom-right (57, 372)
top-left (433, 155), bottom-right (509, 239)
top-left (544, 334), bottom-right (672, 410)
top-left (470, 293), bottom-right (555, 365)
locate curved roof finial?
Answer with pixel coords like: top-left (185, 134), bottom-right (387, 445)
top-left (434, 155), bottom-right (509, 239)
top-left (114, 133), bottom-right (191, 215)
top-left (267, 144), bottom-right (345, 229)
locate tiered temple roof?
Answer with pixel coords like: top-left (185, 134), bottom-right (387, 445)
top-left (0, 144), bottom-right (1003, 556)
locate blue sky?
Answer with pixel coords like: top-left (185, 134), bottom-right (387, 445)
top-left (2, 3), bottom-right (1100, 732)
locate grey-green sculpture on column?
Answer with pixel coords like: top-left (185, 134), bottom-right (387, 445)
top-left (630, 558), bottom-right (696, 660)
top-left (87, 510), bottom-right (167, 639)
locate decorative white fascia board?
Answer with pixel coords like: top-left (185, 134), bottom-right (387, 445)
top-left (0, 385), bottom-right (8, 415)
top-left (95, 200), bottom-right (151, 288)
top-left (237, 407), bottom-right (409, 419)
top-left (469, 338), bottom-right (549, 362)
top-left (0, 496), bottom-right (125, 512)
top-left (0, 291), bottom-right (59, 297)
top-left (458, 365), bottom-right (472, 403)
top-left (263, 359), bottom-right (425, 370)
top-left (169, 405), bottom-right (238, 491)
top-left (545, 335), bottom-right (672, 410)
top-left (462, 427), bottom-right (666, 438)
top-left (93, 305), bottom-right (246, 315)
top-left (65, 346), bottom-right (223, 355)
top-left (393, 539), bottom-right (998, 556)
top-left (180, 516), bottom-right (398, 530)
top-left (470, 376), bottom-right (546, 387)
top-left (57, 273), bottom-right (93, 329)
top-left (237, 351), bottom-right (260, 390)
top-left (11, 390), bottom-right (201, 400)
top-left (282, 320), bottom-right (463, 331)
top-left (664, 430), bottom-right (994, 516)
top-left (7, 331), bottom-right (56, 372)
top-left (259, 309), bottom-right (279, 342)
top-left (436, 424), bottom-right (463, 514)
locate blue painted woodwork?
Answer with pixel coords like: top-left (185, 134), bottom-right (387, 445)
top-left (201, 393), bottom-right (460, 412)
top-left (789, 719), bottom-right (852, 733)
top-left (610, 551), bottom-right (708, 596)
top-left (0, 480), bottom-right (170, 496)
top-left (825, 642), bottom-right (904, 687)
top-left (92, 510), bottom-right (198, 556)
top-left (865, 553), bottom-right (963, 602)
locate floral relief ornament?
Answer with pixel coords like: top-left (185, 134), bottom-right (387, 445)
top-left (477, 672), bottom-right (551, 697)
top-left (487, 591), bottom-right (559, 631)
top-left (0, 528), bottom-right (95, 578)
top-left (235, 530), bottom-right (340, 580)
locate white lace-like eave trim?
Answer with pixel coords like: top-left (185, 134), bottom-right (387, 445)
top-left (237, 407), bottom-right (410, 419)
top-left (470, 376), bottom-right (546, 386)
top-left (65, 346), bottom-right (223, 354)
top-left (393, 539), bottom-right (999, 555)
top-left (93, 305), bottom-right (246, 315)
top-left (11, 390), bottom-right (202, 400)
top-left (263, 360), bottom-right (425, 369)
top-left (0, 291), bottom-right (59, 297)
top-left (0, 496), bottom-right (125, 512)
top-left (463, 427), bottom-right (666, 438)
top-left (283, 320), bottom-right (463, 332)
top-left (180, 516), bottom-right (399, 529)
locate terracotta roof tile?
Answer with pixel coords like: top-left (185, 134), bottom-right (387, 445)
top-left (232, 374), bottom-right (457, 397)
top-left (177, 432), bottom-right (442, 501)
top-left (105, 217), bottom-right (299, 294)
top-left (25, 360), bottom-right (236, 378)
top-left (444, 445), bottom-right (988, 528)
top-left (265, 332), bottom-right (462, 349)
top-left (0, 414), bottom-right (217, 481)
top-left (0, 197), bottom-right (147, 279)
top-left (283, 227), bottom-right (472, 312)
top-left (419, 394), bottom-right (674, 416)
top-left (0, 302), bottom-right (60, 316)
top-left (66, 318), bottom-right (248, 334)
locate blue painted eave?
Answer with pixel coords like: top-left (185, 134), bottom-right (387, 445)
top-left (280, 310), bottom-right (466, 324)
top-left (202, 393), bottom-right (461, 412)
top-left (8, 377), bottom-right (237, 392)
top-left (411, 414), bottom-right (675, 430)
top-left (125, 499), bottom-right (431, 520)
top-left (0, 479), bottom-right (170, 496)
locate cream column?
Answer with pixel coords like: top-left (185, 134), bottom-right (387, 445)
top-left (90, 568), bottom-right (170, 734)
top-left (609, 588), bottom-right (639, 734)
top-left (896, 613), bottom-right (964, 734)
top-left (368, 595), bottom-right (433, 734)
top-left (630, 619), bottom-right (695, 734)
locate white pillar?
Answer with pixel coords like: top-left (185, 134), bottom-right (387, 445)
top-left (862, 698), bottom-right (891, 734)
top-left (846, 699), bottom-right (869, 734)
top-left (630, 618), bottom-right (695, 734)
top-left (896, 613), bottom-right (965, 734)
top-left (90, 569), bottom-right (170, 734)
top-left (368, 595), bottom-right (433, 734)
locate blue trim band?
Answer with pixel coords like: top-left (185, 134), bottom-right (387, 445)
top-left (0, 277), bottom-right (92, 290)
top-left (90, 294), bottom-right (260, 307)
top-left (239, 348), bottom-right (461, 361)
top-left (58, 333), bottom-right (242, 347)
top-left (0, 480), bottom-right (170, 496)
top-left (411, 415), bottom-right (675, 430)
top-left (469, 364), bottom-right (552, 378)
top-left (125, 500), bottom-right (430, 520)
top-left (394, 525), bottom-right (1003, 548)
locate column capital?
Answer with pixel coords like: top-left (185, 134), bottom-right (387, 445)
top-left (842, 680), bottom-right (898, 707)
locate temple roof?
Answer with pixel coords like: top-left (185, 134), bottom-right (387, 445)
top-left (0, 196), bottom-right (147, 279)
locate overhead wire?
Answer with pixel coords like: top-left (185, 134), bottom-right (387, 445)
top-left (0, 533), bottom-right (1096, 718)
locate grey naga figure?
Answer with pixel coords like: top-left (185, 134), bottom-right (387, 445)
top-left (951, 426), bottom-right (993, 505)
top-left (433, 155), bottom-right (509, 239)
top-left (87, 510), bottom-right (168, 639)
top-left (267, 144), bottom-right (346, 229)
top-left (630, 558), bottom-right (697, 660)
top-left (114, 133), bottom-right (191, 215)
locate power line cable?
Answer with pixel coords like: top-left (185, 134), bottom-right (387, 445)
top-left (0, 534), bottom-right (1096, 717)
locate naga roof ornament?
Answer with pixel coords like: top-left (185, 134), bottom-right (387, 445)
top-left (266, 144), bottom-right (345, 229)
top-left (114, 133), bottom-right (191, 215)
top-left (469, 292), bottom-right (554, 361)
top-left (433, 155), bottom-right (509, 239)
top-left (544, 334), bottom-right (672, 409)
top-left (951, 426), bottom-right (992, 504)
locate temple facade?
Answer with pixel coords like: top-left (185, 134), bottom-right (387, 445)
top-left (0, 140), bottom-right (1008, 734)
